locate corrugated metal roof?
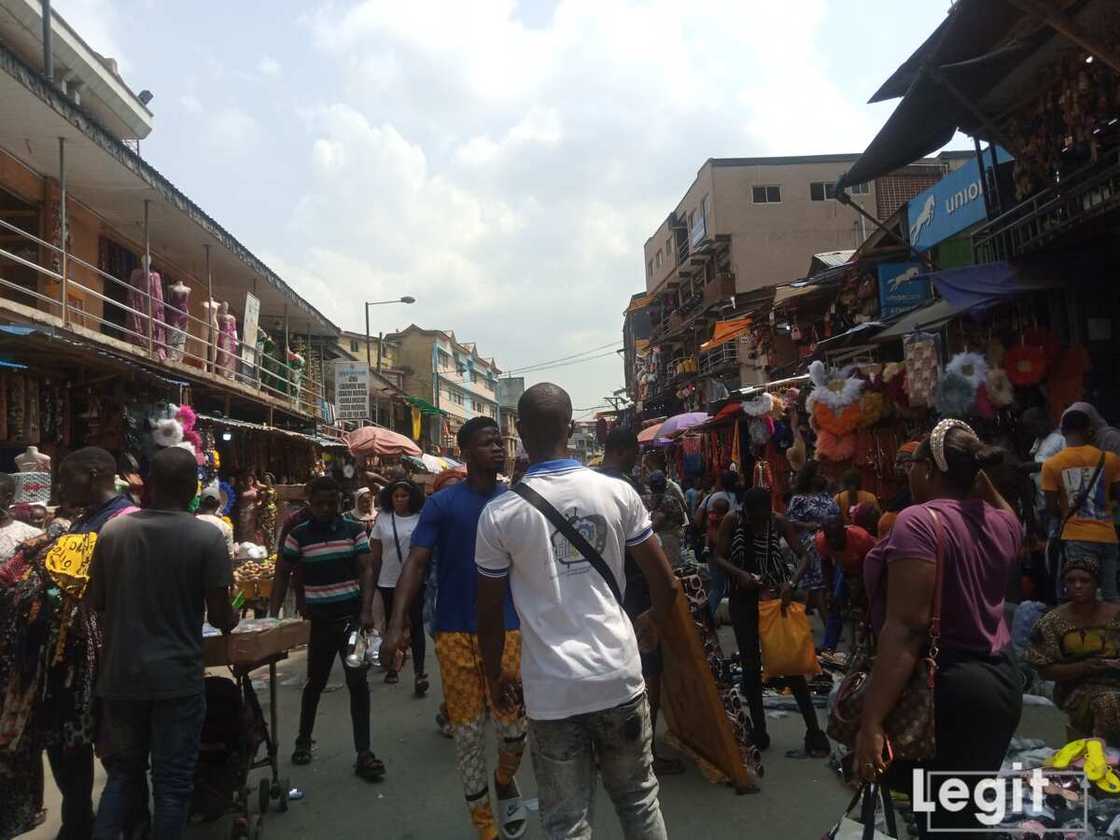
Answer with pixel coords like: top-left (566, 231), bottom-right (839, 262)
top-left (813, 250), bottom-right (856, 268)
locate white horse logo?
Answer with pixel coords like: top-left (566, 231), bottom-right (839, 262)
top-left (888, 266), bottom-right (921, 292)
top-left (909, 194), bottom-right (936, 243)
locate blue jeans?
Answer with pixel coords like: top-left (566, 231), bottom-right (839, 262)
top-left (529, 693), bottom-right (666, 840)
top-left (707, 560), bottom-right (727, 622)
top-left (1062, 540), bottom-right (1120, 601)
top-left (93, 693), bottom-right (206, 840)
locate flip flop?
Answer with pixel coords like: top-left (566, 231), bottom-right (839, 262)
top-left (1085, 739), bottom-right (1108, 782)
top-left (1049, 738), bottom-right (1088, 770)
top-left (1095, 768), bottom-right (1120, 794)
top-left (495, 774), bottom-right (527, 840)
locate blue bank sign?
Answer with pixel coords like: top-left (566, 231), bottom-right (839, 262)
top-left (878, 261), bottom-right (932, 320)
top-left (907, 148), bottom-right (1013, 252)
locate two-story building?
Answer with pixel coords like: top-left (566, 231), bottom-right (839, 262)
top-left (388, 324), bottom-right (502, 453)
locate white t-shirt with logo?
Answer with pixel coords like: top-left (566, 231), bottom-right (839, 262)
top-left (371, 511), bottom-right (420, 588)
top-left (475, 459), bottom-right (654, 720)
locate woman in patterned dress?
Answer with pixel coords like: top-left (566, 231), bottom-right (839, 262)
top-left (784, 461), bottom-right (839, 621)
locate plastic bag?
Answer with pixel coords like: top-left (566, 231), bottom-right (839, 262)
top-left (758, 600), bottom-right (820, 679)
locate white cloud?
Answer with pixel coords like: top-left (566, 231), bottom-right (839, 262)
top-left (179, 94), bottom-right (202, 115)
top-left (53, 0), bottom-right (130, 75)
top-left (203, 106), bottom-right (262, 154)
top-left (264, 0), bottom-right (944, 408)
top-left (257, 56), bottom-right (282, 78)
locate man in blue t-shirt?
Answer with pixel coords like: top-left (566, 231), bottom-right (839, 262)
top-left (383, 417), bottom-right (526, 840)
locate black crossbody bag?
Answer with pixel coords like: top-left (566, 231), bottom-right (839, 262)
top-left (512, 482), bottom-right (623, 604)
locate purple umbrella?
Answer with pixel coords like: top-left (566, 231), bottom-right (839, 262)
top-left (656, 411), bottom-right (710, 440)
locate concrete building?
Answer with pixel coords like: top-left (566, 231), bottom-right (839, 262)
top-left (0, 0), bottom-right (340, 433)
top-left (496, 376), bottom-right (524, 475)
top-left (629, 152), bottom-right (971, 418)
top-left (388, 324), bottom-right (502, 453)
top-left (569, 420), bottom-right (601, 465)
top-left (330, 330), bottom-right (409, 432)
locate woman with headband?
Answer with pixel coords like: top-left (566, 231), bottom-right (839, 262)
top-left (854, 420), bottom-right (1023, 838)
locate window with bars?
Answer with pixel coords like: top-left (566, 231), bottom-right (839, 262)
top-left (752, 185), bottom-right (781, 204)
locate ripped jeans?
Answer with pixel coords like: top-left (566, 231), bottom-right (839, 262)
top-left (529, 692), bottom-right (667, 840)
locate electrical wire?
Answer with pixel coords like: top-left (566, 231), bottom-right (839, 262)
top-left (502, 341), bottom-right (622, 375)
top-left (505, 349), bottom-right (621, 376)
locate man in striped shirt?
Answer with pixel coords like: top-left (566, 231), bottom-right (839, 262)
top-left (278, 476), bottom-right (384, 780)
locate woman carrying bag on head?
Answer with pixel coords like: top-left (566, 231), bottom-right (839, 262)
top-left (850, 420), bottom-right (1023, 839)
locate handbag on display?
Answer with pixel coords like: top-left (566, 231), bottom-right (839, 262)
top-left (822, 783), bottom-right (899, 840)
top-left (827, 509), bottom-right (944, 761)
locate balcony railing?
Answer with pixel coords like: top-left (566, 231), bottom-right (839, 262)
top-left (0, 216), bottom-right (326, 419)
top-left (699, 340), bottom-right (737, 375)
top-left (973, 147), bottom-right (1120, 263)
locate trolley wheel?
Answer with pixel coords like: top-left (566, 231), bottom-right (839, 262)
top-left (277, 779), bottom-right (289, 813)
top-left (258, 779), bottom-right (271, 815)
top-left (253, 816), bottom-right (265, 840)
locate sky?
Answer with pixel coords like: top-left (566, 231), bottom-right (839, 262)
top-left (54, 0), bottom-right (963, 418)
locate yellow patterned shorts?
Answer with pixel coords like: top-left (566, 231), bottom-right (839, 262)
top-left (435, 631), bottom-right (523, 726)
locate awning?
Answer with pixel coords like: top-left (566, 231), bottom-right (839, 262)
top-left (196, 413), bottom-right (348, 448)
top-left (923, 260), bottom-right (1063, 310)
top-left (700, 318), bottom-right (751, 351)
top-left (625, 295), bottom-right (652, 314)
top-left (405, 395), bottom-right (448, 416)
top-left (773, 283), bottom-right (826, 309)
top-left (872, 299), bottom-right (968, 343)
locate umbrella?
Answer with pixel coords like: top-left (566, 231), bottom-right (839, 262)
top-left (345, 426), bottom-right (422, 457)
top-left (637, 423), bottom-right (664, 444)
top-left (657, 411), bottom-right (710, 439)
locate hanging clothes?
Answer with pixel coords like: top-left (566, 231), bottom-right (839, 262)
top-left (126, 268), bottom-right (167, 360)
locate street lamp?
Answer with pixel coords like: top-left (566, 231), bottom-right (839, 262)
top-left (365, 296), bottom-right (415, 370)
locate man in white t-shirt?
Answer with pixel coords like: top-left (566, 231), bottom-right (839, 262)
top-left (476, 383), bottom-right (678, 840)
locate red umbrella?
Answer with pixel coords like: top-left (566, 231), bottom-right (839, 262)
top-left (344, 426), bottom-right (422, 457)
top-left (637, 422), bottom-right (664, 444)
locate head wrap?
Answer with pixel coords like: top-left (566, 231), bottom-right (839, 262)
top-left (929, 419), bottom-right (976, 473)
top-left (432, 468), bottom-right (467, 493)
top-left (1063, 554), bottom-right (1099, 580)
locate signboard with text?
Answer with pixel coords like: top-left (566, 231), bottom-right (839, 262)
top-left (878, 261), bottom-right (932, 320)
top-left (240, 292), bottom-right (261, 372)
top-left (333, 359), bottom-right (370, 421)
top-left (906, 147), bottom-right (1013, 252)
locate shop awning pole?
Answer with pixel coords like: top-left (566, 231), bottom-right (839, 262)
top-left (144, 199), bottom-right (153, 357)
top-left (57, 136), bottom-right (67, 326)
top-left (836, 190), bottom-right (935, 270)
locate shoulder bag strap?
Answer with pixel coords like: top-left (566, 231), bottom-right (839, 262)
top-left (512, 482), bottom-right (623, 604)
top-left (926, 508), bottom-right (946, 650)
top-left (390, 512), bottom-right (405, 567)
top-left (1062, 453), bottom-right (1108, 533)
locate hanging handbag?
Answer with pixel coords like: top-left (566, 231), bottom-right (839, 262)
top-left (822, 783), bottom-right (899, 840)
top-left (826, 508), bottom-right (945, 761)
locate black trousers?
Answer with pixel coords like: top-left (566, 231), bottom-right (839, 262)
top-left (895, 649), bottom-right (1022, 840)
top-left (298, 618), bottom-right (371, 753)
top-left (46, 743), bottom-right (95, 840)
top-left (728, 590), bottom-right (821, 737)
top-left (379, 584), bottom-right (426, 676)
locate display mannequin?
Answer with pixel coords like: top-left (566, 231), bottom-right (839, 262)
top-left (236, 472), bottom-right (260, 543)
top-left (201, 299), bottom-right (221, 372)
top-left (15, 445), bottom-right (50, 472)
top-left (126, 257), bottom-right (167, 360)
top-left (165, 279), bottom-right (191, 362)
top-left (217, 302), bottom-right (239, 379)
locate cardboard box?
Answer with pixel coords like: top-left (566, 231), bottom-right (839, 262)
top-left (203, 620), bottom-right (310, 667)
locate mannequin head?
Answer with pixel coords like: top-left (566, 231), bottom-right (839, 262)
top-left (219, 301), bottom-right (230, 316)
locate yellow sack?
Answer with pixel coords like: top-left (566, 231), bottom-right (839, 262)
top-left (758, 599), bottom-right (820, 679)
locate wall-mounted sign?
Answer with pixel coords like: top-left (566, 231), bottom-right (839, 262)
top-left (907, 147), bottom-right (1013, 252)
top-left (240, 292), bottom-right (261, 372)
top-left (878, 261), bottom-right (932, 320)
top-left (333, 359), bottom-right (370, 421)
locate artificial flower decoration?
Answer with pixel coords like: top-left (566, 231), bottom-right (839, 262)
top-left (152, 417), bottom-right (184, 448)
top-left (987, 338), bottom-right (1007, 368)
top-left (815, 429), bottom-right (856, 462)
top-left (1004, 344), bottom-right (1048, 386)
top-left (935, 372), bottom-right (977, 419)
top-left (986, 368), bottom-right (1014, 408)
top-left (805, 360), bottom-right (864, 413)
top-left (743, 393), bottom-right (775, 417)
top-left (748, 417), bottom-right (773, 446)
top-left (813, 402), bottom-right (863, 436)
top-left (974, 384), bottom-right (995, 419)
top-left (945, 352), bottom-right (989, 391)
top-left (858, 391), bottom-right (886, 428)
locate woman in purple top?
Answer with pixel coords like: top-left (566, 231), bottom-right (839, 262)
top-left (854, 420), bottom-right (1023, 839)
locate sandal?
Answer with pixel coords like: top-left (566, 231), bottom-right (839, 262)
top-left (385, 670), bottom-right (399, 685)
top-left (291, 740), bottom-right (313, 766)
top-left (355, 751), bottom-right (386, 781)
top-left (1050, 738), bottom-right (1088, 769)
top-left (435, 708), bottom-right (454, 738)
top-left (495, 773), bottom-right (527, 840)
top-left (415, 672), bottom-right (430, 697)
top-left (786, 730), bottom-right (831, 759)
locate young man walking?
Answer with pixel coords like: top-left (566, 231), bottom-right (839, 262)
top-left (382, 416), bottom-right (528, 840)
top-left (476, 383), bottom-right (679, 839)
top-left (272, 476), bottom-right (384, 779)
top-left (90, 447), bottom-right (238, 840)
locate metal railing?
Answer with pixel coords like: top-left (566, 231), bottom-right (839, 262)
top-left (699, 340), bottom-right (737, 374)
top-left (0, 216), bottom-right (327, 418)
top-left (973, 147), bottom-right (1120, 263)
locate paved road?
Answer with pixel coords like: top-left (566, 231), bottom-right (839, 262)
top-left (31, 634), bottom-right (1064, 840)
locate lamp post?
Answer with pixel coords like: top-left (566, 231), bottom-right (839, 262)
top-left (364, 296), bottom-right (415, 425)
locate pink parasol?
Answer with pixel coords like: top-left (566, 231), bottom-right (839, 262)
top-left (656, 411), bottom-right (710, 439)
top-left (637, 422), bottom-right (664, 444)
top-left (344, 426), bottom-right (422, 457)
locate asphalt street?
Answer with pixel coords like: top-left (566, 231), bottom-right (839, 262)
top-left (31, 630), bottom-right (1064, 840)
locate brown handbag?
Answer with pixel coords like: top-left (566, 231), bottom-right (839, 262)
top-left (827, 508), bottom-right (945, 762)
